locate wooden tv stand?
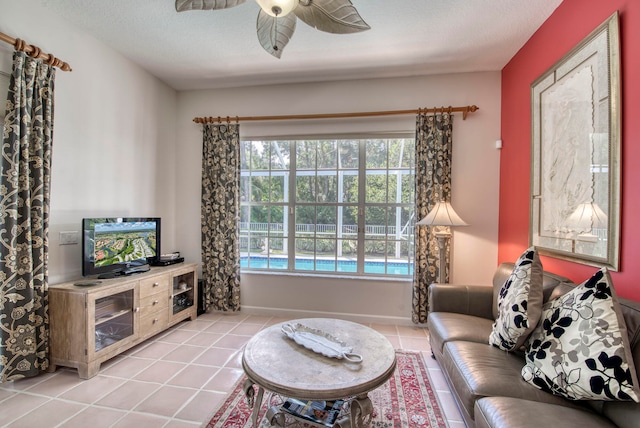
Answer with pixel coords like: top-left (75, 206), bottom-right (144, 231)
top-left (48, 263), bottom-right (198, 379)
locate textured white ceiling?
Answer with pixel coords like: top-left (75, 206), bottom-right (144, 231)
top-left (39, 0), bottom-right (562, 91)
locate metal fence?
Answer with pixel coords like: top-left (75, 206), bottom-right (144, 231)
top-left (239, 222), bottom-right (406, 235)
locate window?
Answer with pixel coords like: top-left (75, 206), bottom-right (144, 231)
top-left (240, 137), bottom-right (415, 276)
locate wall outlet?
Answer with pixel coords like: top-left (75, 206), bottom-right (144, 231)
top-left (59, 231), bottom-right (79, 245)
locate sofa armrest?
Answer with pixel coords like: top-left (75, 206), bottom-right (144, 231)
top-left (428, 283), bottom-right (495, 320)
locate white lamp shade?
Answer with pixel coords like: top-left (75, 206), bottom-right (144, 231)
top-left (256, 0), bottom-right (298, 17)
top-left (568, 202), bottom-right (608, 230)
top-left (416, 201), bottom-right (468, 227)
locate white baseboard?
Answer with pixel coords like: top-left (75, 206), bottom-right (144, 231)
top-left (238, 305), bottom-right (414, 326)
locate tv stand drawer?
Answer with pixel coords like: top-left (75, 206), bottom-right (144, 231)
top-left (139, 274), bottom-right (169, 298)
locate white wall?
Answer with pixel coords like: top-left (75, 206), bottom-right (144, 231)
top-left (0, 0), bottom-right (179, 283)
top-left (177, 72), bottom-right (502, 324)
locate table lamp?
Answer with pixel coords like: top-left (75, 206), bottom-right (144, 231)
top-left (416, 201), bottom-right (468, 283)
top-left (567, 202), bottom-right (607, 241)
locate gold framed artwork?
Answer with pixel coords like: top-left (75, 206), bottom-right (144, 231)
top-left (530, 12), bottom-right (621, 270)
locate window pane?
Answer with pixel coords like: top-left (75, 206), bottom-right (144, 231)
top-left (400, 139), bottom-right (414, 168)
top-left (295, 205), bottom-right (315, 235)
top-left (366, 140), bottom-right (387, 168)
top-left (268, 256), bottom-right (287, 270)
top-left (340, 239), bottom-right (358, 259)
top-left (365, 207), bottom-right (386, 240)
top-left (401, 172), bottom-right (414, 204)
top-left (400, 207), bottom-right (413, 239)
top-left (251, 176), bottom-right (269, 202)
top-left (317, 140), bottom-right (337, 169)
top-left (296, 141), bottom-right (316, 169)
top-left (317, 175), bottom-right (337, 202)
top-left (364, 240), bottom-right (385, 262)
top-left (316, 239), bottom-right (336, 272)
top-left (341, 206), bottom-right (358, 238)
top-left (342, 174), bottom-right (358, 203)
top-left (387, 173), bottom-right (398, 204)
top-left (295, 239), bottom-right (314, 270)
top-left (240, 141), bottom-right (251, 170)
top-left (389, 139), bottom-right (414, 168)
top-left (296, 175), bottom-right (316, 202)
top-left (240, 176), bottom-right (250, 202)
top-left (317, 206), bottom-right (336, 238)
top-left (339, 140), bottom-right (359, 169)
top-left (387, 207), bottom-right (399, 236)
top-left (251, 141), bottom-right (270, 170)
top-left (250, 206), bottom-right (269, 226)
top-left (365, 173), bottom-right (386, 203)
top-left (269, 206), bottom-right (285, 236)
top-left (270, 175), bottom-right (286, 202)
top-left (271, 141), bottom-right (290, 170)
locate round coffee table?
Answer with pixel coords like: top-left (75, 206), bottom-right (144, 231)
top-left (242, 318), bottom-right (396, 428)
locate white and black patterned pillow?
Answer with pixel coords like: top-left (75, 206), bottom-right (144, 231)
top-left (522, 269), bottom-right (640, 402)
top-left (489, 247), bottom-right (543, 351)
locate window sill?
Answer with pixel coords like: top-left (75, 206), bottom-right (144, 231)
top-left (240, 269), bottom-right (412, 283)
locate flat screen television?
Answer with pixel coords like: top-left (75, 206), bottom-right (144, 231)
top-left (82, 217), bottom-right (161, 278)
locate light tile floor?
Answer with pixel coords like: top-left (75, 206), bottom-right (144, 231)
top-left (0, 312), bottom-right (464, 427)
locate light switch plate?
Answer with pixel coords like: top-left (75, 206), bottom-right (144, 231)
top-left (59, 231), bottom-right (79, 245)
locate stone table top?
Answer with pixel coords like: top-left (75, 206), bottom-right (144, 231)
top-left (242, 318), bottom-right (396, 401)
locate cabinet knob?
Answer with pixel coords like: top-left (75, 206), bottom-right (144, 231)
top-left (134, 307), bottom-right (140, 313)
top-left (153, 300), bottom-right (159, 305)
top-left (153, 282), bottom-right (159, 287)
top-left (153, 318), bottom-right (158, 324)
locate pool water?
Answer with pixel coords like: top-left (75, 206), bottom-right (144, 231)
top-left (241, 256), bottom-right (413, 275)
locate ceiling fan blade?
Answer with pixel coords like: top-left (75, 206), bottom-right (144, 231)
top-left (256, 10), bottom-right (297, 58)
top-left (294, 0), bottom-right (370, 34)
top-left (175, 0), bottom-right (246, 12)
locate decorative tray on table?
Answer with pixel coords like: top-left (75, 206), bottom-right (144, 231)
top-left (281, 322), bottom-right (363, 363)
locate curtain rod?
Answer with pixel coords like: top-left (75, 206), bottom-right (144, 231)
top-left (193, 105), bottom-right (479, 124)
top-left (0, 31), bottom-right (72, 72)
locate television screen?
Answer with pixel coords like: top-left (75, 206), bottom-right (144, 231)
top-left (82, 217), bottom-right (161, 278)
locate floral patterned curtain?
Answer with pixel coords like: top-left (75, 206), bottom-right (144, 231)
top-left (201, 123), bottom-right (241, 312)
top-left (0, 51), bottom-right (55, 381)
top-left (412, 113), bottom-right (453, 324)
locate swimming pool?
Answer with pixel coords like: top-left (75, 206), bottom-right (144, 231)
top-left (241, 256), bottom-right (413, 275)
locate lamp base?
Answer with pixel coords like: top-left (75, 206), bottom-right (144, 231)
top-left (434, 232), bottom-right (451, 284)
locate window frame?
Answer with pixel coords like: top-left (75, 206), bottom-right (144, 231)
top-left (240, 134), bottom-right (415, 278)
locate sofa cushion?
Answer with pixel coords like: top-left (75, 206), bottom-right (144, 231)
top-left (489, 247), bottom-right (543, 351)
top-left (522, 269), bottom-right (640, 402)
top-left (427, 312), bottom-right (493, 359)
top-left (474, 397), bottom-right (615, 428)
top-left (441, 341), bottom-right (581, 421)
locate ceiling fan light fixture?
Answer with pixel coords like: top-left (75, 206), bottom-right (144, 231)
top-left (256, 0), bottom-right (298, 17)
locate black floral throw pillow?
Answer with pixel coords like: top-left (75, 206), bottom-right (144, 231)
top-left (522, 269), bottom-right (640, 402)
top-left (489, 247), bottom-right (543, 351)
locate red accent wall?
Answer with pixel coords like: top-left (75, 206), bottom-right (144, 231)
top-left (500, 0), bottom-right (640, 300)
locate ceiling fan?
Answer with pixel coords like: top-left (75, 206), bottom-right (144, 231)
top-left (175, 0), bottom-right (370, 58)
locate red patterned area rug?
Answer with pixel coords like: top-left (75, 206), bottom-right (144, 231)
top-left (204, 350), bottom-right (449, 427)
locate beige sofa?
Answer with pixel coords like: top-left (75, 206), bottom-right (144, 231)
top-left (427, 262), bottom-right (640, 428)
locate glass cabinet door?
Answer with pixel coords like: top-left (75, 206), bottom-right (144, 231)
top-left (94, 289), bottom-right (134, 352)
top-left (172, 273), bottom-right (195, 315)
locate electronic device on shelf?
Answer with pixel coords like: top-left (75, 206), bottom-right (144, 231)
top-left (151, 257), bottom-right (184, 266)
top-left (82, 217), bottom-right (161, 278)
